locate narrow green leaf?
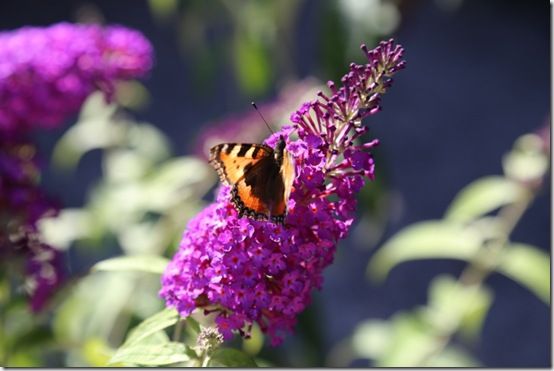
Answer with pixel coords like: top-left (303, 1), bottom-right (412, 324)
top-left (497, 243), bottom-right (550, 303)
top-left (445, 176), bottom-right (525, 223)
top-left (124, 308), bottom-right (179, 347)
top-left (91, 255), bottom-right (169, 275)
top-left (109, 342), bottom-right (189, 366)
top-left (368, 221), bottom-right (483, 281)
top-left (208, 348), bottom-right (258, 367)
top-left (185, 317), bottom-right (201, 335)
top-left (503, 133), bottom-right (549, 182)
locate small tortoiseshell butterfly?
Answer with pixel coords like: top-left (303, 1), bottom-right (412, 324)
top-left (209, 136), bottom-right (295, 224)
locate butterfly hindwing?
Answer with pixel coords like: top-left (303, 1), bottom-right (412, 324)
top-left (234, 156), bottom-right (286, 222)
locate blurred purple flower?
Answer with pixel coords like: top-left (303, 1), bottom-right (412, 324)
top-left (161, 39), bottom-right (405, 345)
top-left (0, 137), bottom-right (62, 311)
top-left (0, 22), bottom-right (153, 133)
top-left (21, 233), bottom-right (65, 312)
top-left (0, 22), bottom-right (154, 311)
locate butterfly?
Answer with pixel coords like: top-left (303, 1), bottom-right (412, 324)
top-left (209, 136), bottom-right (295, 224)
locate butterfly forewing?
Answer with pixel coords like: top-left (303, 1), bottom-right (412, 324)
top-left (209, 143), bottom-right (272, 185)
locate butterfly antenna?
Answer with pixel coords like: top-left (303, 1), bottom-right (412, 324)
top-left (251, 101), bottom-right (274, 135)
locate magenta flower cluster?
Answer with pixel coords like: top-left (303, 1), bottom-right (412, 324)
top-left (0, 22), bottom-right (153, 311)
top-left (160, 39), bottom-right (405, 345)
top-left (0, 22), bottom-right (153, 133)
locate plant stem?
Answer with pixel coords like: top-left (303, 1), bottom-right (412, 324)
top-left (173, 318), bottom-right (184, 342)
top-left (416, 189), bottom-right (535, 366)
top-left (201, 352), bottom-right (211, 367)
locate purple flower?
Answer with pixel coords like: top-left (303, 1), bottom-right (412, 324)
top-left (161, 39), bottom-right (405, 345)
top-left (0, 136), bottom-right (63, 311)
top-left (25, 241), bottom-right (65, 312)
top-left (0, 22), bottom-right (153, 134)
top-left (0, 22), bottom-right (154, 311)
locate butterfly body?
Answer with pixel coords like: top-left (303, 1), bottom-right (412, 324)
top-left (209, 136), bottom-right (295, 224)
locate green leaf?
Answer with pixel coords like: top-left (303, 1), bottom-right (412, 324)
top-left (110, 325), bottom-right (183, 366)
top-left (425, 275), bottom-right (492, 339)
top-left (91, 255), bottom-right (169, 275)
top-left (355, 311), bottom-right (480, 366)
top-left (185, 316), bottom-right (201, 335)
top-left (115, 80), bottom-right (151, 111)
top-left (242, 323), bottom-right (264, 356)
top-left (368, 221), bottom-right (483, 281)
top-left (458, 287), bottom-right (493, 341)
top-left (51, 92), bottom-right (123, 170)
top-left (445, 176), bottom-right (525, 223)
top-left (37, 209), bottom-right (92, 250)
top-left (109, 341), bottom-right (189, 366)
top-left (124, 308), bottom-right (180, 347)
top-left (127, 123), bottom-right (171, 163)
top-left (117, 222), bottom-right (168, 255)
top-left (146, 157), bottom-right (214, 211)
top-left (375, 312), bottom-right (440, 367)
top-left (428, 345), bottom-right (480, 367)
top-left (103, 149), bottom-right (153, 183)
top-left (503, 133), bottom-right (549, 182)
top-left (53, 273), bottom-right (136, 344)
top-left (208, 348), bottom-right (258, 367)
top-left (5, 352), bottom-right (40, 367)
top-left (497, 243), bottom-right (550, 303)
top-left (351, 319), bottom-right (393, 359)
top-left (82, 337), bottom-right (116, 367)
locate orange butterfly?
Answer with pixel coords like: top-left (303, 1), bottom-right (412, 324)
top-left (209, 136), bottom-right (295, 224)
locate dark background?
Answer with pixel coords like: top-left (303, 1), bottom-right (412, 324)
top-left (1, 0), bottom-right (550, 366)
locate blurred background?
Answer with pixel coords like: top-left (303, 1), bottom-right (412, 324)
top-left (0, 0), bottom-right (550, 367)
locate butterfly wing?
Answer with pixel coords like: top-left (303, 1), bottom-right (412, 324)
top-left (234, 156), bottom-right (286, 223)
top-left (209, 143), bottom-right (292, 223)
top-left (209, 143), bottom-right (273, 185)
